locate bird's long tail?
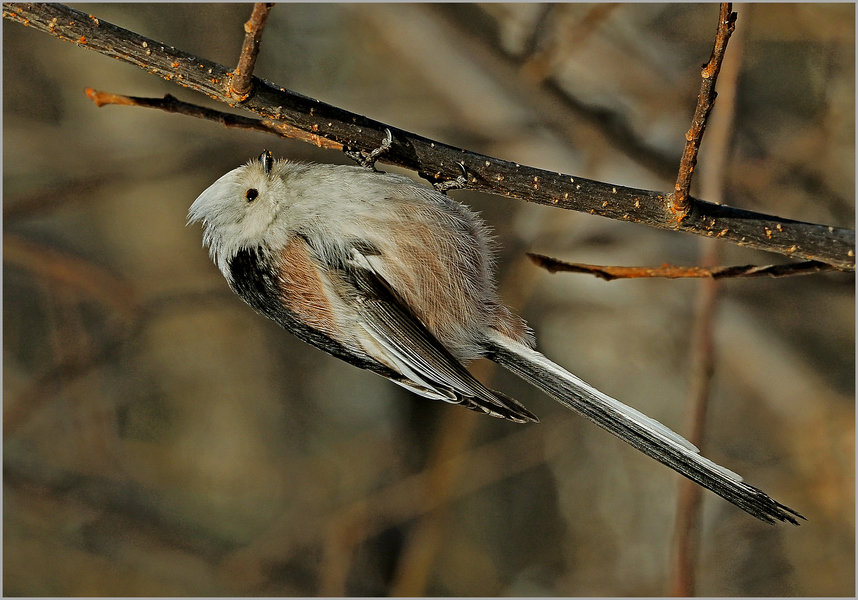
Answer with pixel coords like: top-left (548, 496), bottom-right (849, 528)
top-left (486, 331), bottom-right (803, 525)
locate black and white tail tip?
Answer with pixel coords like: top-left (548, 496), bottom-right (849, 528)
top-left (486, 332), bottom-right (804, 525)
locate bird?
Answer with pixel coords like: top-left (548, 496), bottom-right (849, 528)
top-left (188, 147), bottom-right (803, 525)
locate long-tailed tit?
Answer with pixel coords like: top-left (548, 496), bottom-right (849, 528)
top-left (188, 150), bottom-right (802, 525)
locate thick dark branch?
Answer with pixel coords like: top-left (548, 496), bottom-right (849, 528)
top-left (229, 3), bottom-right (274, 101)
top-left (671, 4), bottom-right (736, 218)
top-left (527, 253), bottom-right (836, 281)
top-left (4, 3), bottom-right (854, 270)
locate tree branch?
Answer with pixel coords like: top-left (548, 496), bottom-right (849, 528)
top-left (84, 89), bottom-right (343, 149)
top-left (671, 3), bottom-right (736, 219)
top-left (229, 3), bottom-right (274, 101)
top-left (527, 253), bottom-right (836, 281)
top-left (4, 3), bottom-right (854, 270)
top-left (671, 14), bottom-right (744, 592)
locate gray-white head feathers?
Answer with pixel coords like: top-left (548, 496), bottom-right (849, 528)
top-left (188, 154), bottom-right (290, 279)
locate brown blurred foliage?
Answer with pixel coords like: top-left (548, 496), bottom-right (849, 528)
top-left (3, 3), bottom-right (854, 596)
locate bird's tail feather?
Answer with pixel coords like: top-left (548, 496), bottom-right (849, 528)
top-left (486, 331), bottom-right (803, 525)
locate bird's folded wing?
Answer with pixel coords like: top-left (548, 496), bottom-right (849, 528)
top-left (326, 243), bottom-right (537, 423)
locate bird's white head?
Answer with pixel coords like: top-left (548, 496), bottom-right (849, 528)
top-left (188, 151), bottom-right (290, 279)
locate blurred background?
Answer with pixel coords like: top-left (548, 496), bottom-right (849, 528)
top-left (3, 3), bottom-right (854, 596)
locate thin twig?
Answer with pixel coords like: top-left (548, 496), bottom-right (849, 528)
top-left (671, 13), bottom-right (744, 595)
top-left (229, 3), bottom-right (274, 101)
top-left (527, 253), bottom-right (836, 280)
top-left (4, 3), bottom-right (853, 269)
top-left (670, 244), bottom-right (721, 597)
top-left (84, 89), bottom-right (343, 149)
top-left (671, 4), bottom-right (736, 219)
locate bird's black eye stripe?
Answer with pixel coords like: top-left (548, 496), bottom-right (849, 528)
top-left (245, 188), bottom-right (259, 202)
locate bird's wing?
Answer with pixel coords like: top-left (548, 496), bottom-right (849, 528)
top-left (322, 241), bottom-right (537, 423)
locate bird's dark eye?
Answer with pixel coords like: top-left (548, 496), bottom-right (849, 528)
top-left (245, 188), bottom-right (259, 202)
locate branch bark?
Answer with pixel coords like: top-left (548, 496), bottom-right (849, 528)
top-left (84, 89), bottom-right (343, 149)
top-left (527, 253), bottom-right (836, 281)
top-left (671, 3), bottom-right (736, 218)
top-left (4, 3), bottom-right (854, 270)
top-left (229, 3), bottom-right (274, 101)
